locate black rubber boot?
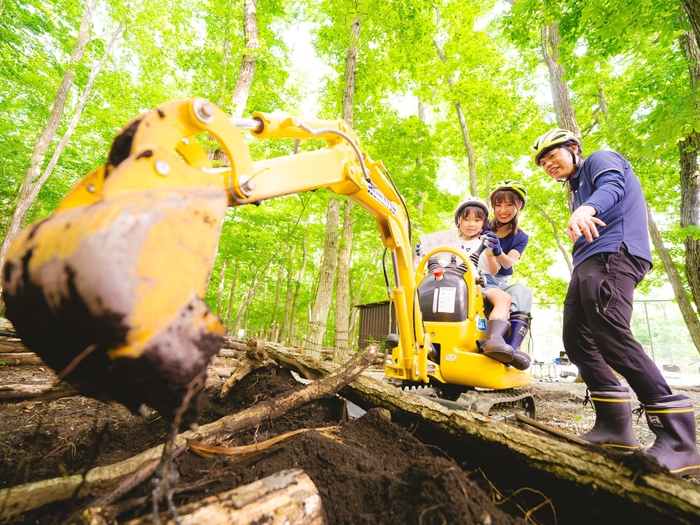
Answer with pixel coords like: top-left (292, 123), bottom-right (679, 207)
top-left (479, 318), bottom-right (514, 364)
top-left (579, 386), bottom-right (638, 449)
top-left (644, 394), bottom-right (700, 476)
top-left (507, 312), bottom-right (531, 371)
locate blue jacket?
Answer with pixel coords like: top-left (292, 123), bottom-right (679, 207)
top-left (568, 150), bottom-right (652, 267)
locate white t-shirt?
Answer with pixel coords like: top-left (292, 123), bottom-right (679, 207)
top-left (459, 238), bottom-right (492, 275)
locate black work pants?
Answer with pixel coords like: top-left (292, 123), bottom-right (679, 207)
top-left (562, 244), bottom-right (671, 403)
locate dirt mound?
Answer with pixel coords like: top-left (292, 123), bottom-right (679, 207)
top-left (0, 365), bottom-right (526, 524)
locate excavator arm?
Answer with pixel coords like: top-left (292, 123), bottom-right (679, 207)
top-left (2, 98), bottom-right (430, 422)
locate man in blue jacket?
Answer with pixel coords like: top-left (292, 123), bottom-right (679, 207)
top-left (533, 128), bottom-right (700, 476)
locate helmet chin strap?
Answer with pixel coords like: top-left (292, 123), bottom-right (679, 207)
top-left (556, 145), bottom-right (581, 182)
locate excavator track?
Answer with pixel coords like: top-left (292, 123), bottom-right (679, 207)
top-left (393, 380), bottom-right (536, 422)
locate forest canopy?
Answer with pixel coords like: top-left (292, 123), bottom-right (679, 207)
top-left (1, 0), bottom-right (699, 355)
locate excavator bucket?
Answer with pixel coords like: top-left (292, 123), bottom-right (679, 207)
top-left (1, 99), bottom-right (252, 423)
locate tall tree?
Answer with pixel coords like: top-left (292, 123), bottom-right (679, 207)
top-left (231, 0), bottom-right (260, 118)
top-left (678, 30), bottom-right (700, 310)
top-left (333, 8), bottom-right (361, 361)
top-left (540, 22), bottom-right (580, 137)
top-left (334, 200), bottom-right (354, 360)
top-left (0, 0), bottom-right (97, 273)
top-left (304, 199), bottom-right (340, 357)
top-left (433, 5), bottom-right (478, 196)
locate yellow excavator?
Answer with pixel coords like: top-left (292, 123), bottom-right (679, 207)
top-left (2, 98), bottom-right (534, 423)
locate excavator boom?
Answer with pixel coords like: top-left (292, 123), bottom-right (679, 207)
top-left (2, 98), bottom-right (430, 422)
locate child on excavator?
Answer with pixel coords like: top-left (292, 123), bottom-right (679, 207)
top-left (449, 197), bottom-right (520, 366)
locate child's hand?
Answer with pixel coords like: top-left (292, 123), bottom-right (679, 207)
top-left (482, 231), bottom-right (502, 256)
top-left (415, 243), bottom-right (424, 258)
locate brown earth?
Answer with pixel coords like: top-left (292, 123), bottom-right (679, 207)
top-left (1, 361), bottom-right (700, 525)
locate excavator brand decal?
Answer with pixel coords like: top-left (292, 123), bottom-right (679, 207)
top-left (368, 184), bottom-right (397, 213)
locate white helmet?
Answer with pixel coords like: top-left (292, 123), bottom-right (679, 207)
top-left (454, 196), bottom-right (489, 226)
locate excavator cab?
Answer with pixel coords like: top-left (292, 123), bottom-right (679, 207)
top-left (384, 246), bottom-right (534, 416)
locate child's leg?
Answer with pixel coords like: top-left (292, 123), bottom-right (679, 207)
top-left (482, 288), bottom-right (511, 320)
top-left (479, 284), bottom-right (514, 363)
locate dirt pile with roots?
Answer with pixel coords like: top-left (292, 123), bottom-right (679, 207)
top-left (2, 359), bottom-right (700, 524)
top-left (1, 365), bottom-right (528, 525)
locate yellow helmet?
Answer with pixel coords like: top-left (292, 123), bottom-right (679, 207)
top-left (532, 128), bottom-right (580, 165)
top-left (490, 180), bottom-right (527, 209)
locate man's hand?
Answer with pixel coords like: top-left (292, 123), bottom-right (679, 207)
top-left (568, 205), bottom-right (606, 242)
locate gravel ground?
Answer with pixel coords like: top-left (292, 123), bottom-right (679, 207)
top-left (527, 378), bottom-right (700, 450)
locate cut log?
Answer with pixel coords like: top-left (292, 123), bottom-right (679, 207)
top-left (0, 337), bottom-right (28, 353)
top-left (0, 352), bottom-right (45, 365)
top-left (260, 344), bottom-right (700, 524)
top-left (0, 383), bottom-right (73, 401)
top-left (217, 349), bottom-right (243, 359)
top-left (211, 367), bottom-right (234, 378)
top-left (123, 469), bottom-right (325, 525)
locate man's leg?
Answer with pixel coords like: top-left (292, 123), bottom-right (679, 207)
top-left (562, 259), bottom-right (620, 389)
top-left (570, 248), bottom-right (670, 400)
top-left (564, 255), bottom-right (637, 447)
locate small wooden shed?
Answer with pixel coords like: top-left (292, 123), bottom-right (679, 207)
top-left (355, 300), bottom-right (397, 349)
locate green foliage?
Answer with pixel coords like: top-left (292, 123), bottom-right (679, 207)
top-left (4, 0), bottom-right (698, 347)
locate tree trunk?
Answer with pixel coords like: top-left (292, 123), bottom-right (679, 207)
top-left (217, 259), bottom-right (227, 316)
top-left (289, 234), bottom-right (307, 347)
top-left (683, 0), bottom-right (700, 47)
top-left (279, 245), bottom-right (296, 344)
top-left (225, 262), bottom-right (239, 330)
top-left (334, 201), bottom-right (354, 362)
top-left (679, 31), bottom-right (700, 313)
top-left (454, 101), bottom-right (478, 196)
top-left (432, 9), bottom-right (478, 196)
top-left (535, 204), bottom-right (573, 275)
top-left (230, 0), bottom-right (259, 118)
top-left (270, 264), bottom-right (283, 336)
top-left (0, 0), bottom-right (97, 274)
top-left (540, 23), bottom-right (580, 138)
top-left (341, 11), bottom-right (361, 130)
top-left (647, 206), bottom-right (700, 353)
top-left (333, 14), bottom-right (361, 362)
top-left (0, 352), bottom-right (45, 366)
top-left (304, 200), bottom-right (340, 357)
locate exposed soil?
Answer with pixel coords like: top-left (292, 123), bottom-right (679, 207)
top-left (2, 358), bottom-right (700, 524)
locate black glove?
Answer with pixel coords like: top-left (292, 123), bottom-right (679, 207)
top-left (415, 243), bottom-right (424, 258)
top-left (483, 231), bottom-right (502, 256)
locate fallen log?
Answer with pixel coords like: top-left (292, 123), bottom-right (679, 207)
top-left (260, 344), bottom-right (700, 525)
top-left (0, 344), bottom-right (378, 519)
top-left (123, 469), bottom-right (325, 525)
top-left (0, 352), bottom-right (45, 366)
